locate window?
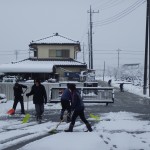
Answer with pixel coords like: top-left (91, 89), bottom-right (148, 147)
top-left (49, 49), bottom-right (56, 58)
top-left (56, 50), bottom-right (62, 57)
top-left (34, 51), bottom-right (37, 57)
top-left (56, 50), bottom-right (69, 58)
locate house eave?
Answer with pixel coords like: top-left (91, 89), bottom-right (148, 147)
top-left (29, 43), bottom-right (81, 51)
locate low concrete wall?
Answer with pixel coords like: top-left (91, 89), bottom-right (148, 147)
top-left (0, 82), bottom-right (84, 101)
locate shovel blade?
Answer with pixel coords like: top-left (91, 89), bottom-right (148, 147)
top-left (22, 113), bottom-right (30, 123)
top-left (7, 108), bottom-right (15, 115)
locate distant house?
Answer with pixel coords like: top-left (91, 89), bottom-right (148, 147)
top-left (122, 63), bottom-right (140, 70)
top-left (0, 33), bottom-right (87, 81)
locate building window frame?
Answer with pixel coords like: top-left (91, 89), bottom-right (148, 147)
top-left (56, 49), bottom-right (70, 58)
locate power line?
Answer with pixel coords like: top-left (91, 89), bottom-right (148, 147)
top-left (90, 49), bottom-right (144, 52)
top-left (93, 49), bottom-right (144, 52)
top-left (93, 0), bottom-right (145, 27)
top-left (94, 0), bottom-right (145, 26)
top-left (79, 1), bottom-right (143, 54)
top-left (92, 53), bottom-right (144, 55)
top-left (0, 52), bottom-right (29, 55)
top-left (94, 0), bottom-right (145, 24)
top-left (79, 51), bottom-right (144, 55)
top-left (0, 50), bottom-right (27, 52)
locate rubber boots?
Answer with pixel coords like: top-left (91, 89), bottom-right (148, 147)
top-left (65, 124), bottom-right (74, 132)
top-left (86, 123), bottom-right (93, 132)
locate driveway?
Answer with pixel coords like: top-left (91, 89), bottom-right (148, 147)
top-left (1, 80), bottom-right (150, 150)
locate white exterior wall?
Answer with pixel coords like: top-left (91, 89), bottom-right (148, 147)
top-left (37, 45), bottom-right (76, 59)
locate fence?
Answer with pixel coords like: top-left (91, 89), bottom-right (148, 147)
top-left (49, 87), bottom-right (114, 105)
top-left (0, 82), bottom-right (83, 101)
top-left (0, 83), bottom-right (114, 105)
top-left (0, 83), bottom-right (34, 101)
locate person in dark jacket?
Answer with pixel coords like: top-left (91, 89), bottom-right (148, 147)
top-left (65, 84), bottom-right (92, 132)
top-left (108, 79), bottom-right (112, 87)
top-left (13, 82), bottom-right (27, 114)
top-left (120, 83), bottom-right (124, 92)
top-left (60, 83), bottom-right (72, 122)
top-left (26, 79), bottom-right (47, 123)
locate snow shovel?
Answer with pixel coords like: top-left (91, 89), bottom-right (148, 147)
top-left (22, 96), bottom-right (30, 123)
top-left (7, 108), bottom-right (15, 115)
top-left (49, 112), bottom-right (70, 134)
top-left (22, 113), bottom-right (30, 123)
top-left (7, 88), bottom-right (28, 116)
top-left (89, 113), bottom-right (100, 121)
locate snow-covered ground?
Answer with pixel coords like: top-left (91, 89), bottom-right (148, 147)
top-left (97, 76), bottom-right (150, 98)
top-left (0, 80), bottom-right (150, 150)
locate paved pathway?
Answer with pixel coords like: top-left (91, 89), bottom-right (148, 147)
top-left (86, 80), bottom-right (150, 121)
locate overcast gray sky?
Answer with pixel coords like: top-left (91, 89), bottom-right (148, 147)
top-left (0, 0), bottom-right (146, 70)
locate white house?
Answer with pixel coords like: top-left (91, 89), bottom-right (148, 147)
top-left (0, 33), bottom-right (87, 81)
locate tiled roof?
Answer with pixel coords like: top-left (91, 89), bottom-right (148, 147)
top-left (28, 58), bottom-right (86, 66)
top-left (30, 33), bottom-right (80, 45)
top-left (0, 59), bottom-right (86, 73)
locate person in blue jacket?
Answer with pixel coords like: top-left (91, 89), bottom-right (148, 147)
top-left (60, 83), bottom-right (72, 122)
top-left (65, 84), bottom-right (92, 132)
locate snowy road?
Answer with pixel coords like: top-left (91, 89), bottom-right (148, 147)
top-left (0, 80), bottom-right (150, 149)
top-left (0, 103), bottom-right (97, 150)
top-left (96, 80), bottom-right (150, 117)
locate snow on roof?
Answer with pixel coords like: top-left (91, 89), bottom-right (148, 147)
top-left (30, 33), bottom-right (80, 45)
top-left (0, 59), bottom-right (86, 73)
top-left (0, 61), bottom-right (53, 73)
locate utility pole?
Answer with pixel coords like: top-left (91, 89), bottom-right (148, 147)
top-left (88, 5), bottom-right (99, 69)
top-left (82, 43), bottom-right (85, 63)
top-left (148, 0), bottom-right (150, 97)
top-left (103, 61), bottom-right (105, 81)
top-left (116, 48), bottom-right (121, 69)
top-left (143, 0), bottom-right (150, 96)
top-left (88, 30), bottom-right (91, 69)
top-left (116, 48), bottom-right (121, 80)
top-left (143, 0), bottom-right (149, 95)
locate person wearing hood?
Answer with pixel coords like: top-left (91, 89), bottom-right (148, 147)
top-left (65, 84), bottom-right (92, 132)
top-left (60, 83), bottom-right (72, 122)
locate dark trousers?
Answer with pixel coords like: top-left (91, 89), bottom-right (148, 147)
top-left (35, 104), bottom-right (44, 120)
top-left (13, 99), bottom-right (25, 114)
top-left (60, 100), bottom-right (71, 120)
top-left (71, 109), bottom-right (89, 126)
top-left (120, 87), bottom-right (124, 92)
